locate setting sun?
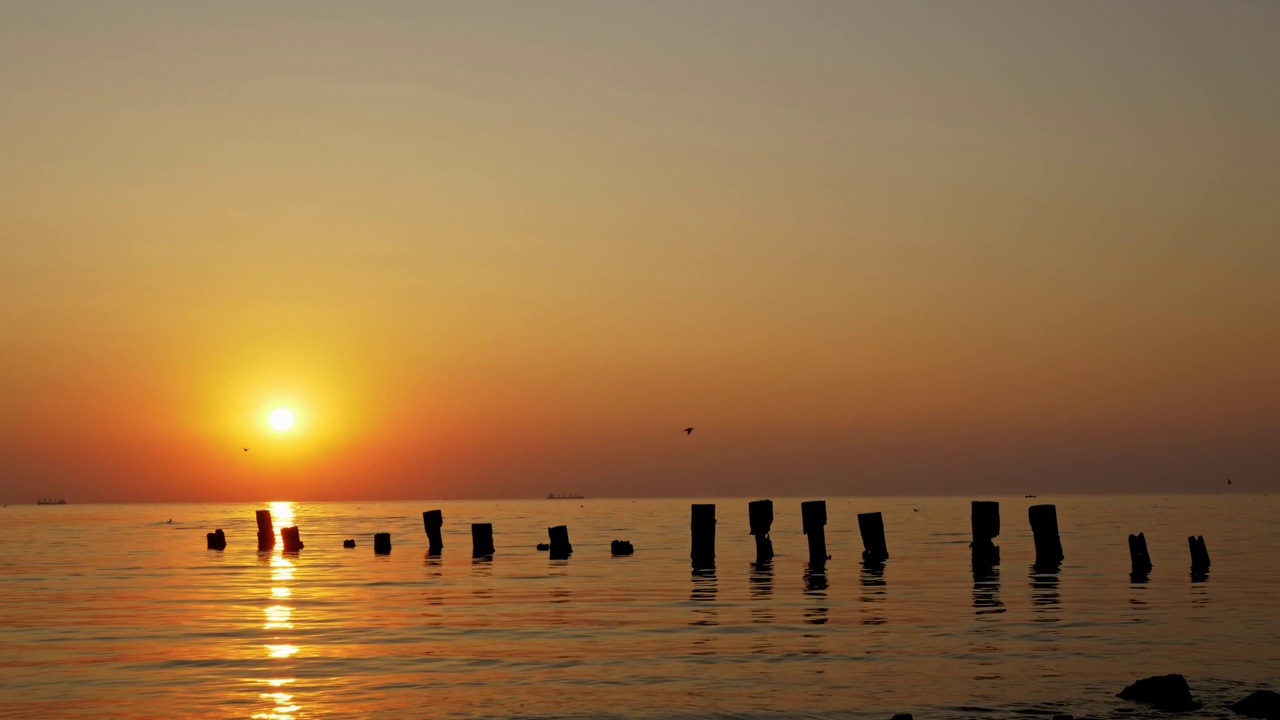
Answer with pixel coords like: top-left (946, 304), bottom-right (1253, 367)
top-left (267, 408), bottom-right (296, 433)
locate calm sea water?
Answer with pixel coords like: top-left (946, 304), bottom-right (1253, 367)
top-left (1, 496), bottom-right (1277, 719)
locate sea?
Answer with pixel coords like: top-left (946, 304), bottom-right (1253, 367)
top-left (1, 495), bottom-right (1276, 719)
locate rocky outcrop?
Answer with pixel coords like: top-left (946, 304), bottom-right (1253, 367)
top-left (1232, 690), bottom-right (1280, 719)
top-left (1117, 674), bottom-right (1199, 712)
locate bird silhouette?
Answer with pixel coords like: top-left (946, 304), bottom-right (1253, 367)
top-left (683, 428), bottom-right (693, 435)
top-left (243, 447), bottom-right (250, 452)
top-left (1227, 479), bottom-right (1232, 485)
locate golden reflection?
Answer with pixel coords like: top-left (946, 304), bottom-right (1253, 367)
top-left (253, 502), bottom-right (301, 720)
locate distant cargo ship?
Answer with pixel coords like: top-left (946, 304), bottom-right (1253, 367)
top-left (36, 498), bottom-right (67, 505)
top-left (547, 493), bottom-right (583, 500)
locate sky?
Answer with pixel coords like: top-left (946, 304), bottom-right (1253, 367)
top-left (1, 1), bottom-right (1277, 502)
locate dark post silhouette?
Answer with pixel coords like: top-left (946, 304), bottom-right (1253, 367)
top-left (548, 525), bottom-right (572, 559)
top-left (800, 500), bottom-right (828, 565)
top-left (471, 523), bottom-right (495, 557)
top-left (422, 510), bottom-right (443, 554)
top-left (1028, 504), bottom-right (1064, 565)
top-left (857, 511), bottom-right (889, 562)
top-left (206, 529), bottom-right (226, 550)
top-left (255, 510), bottom-right (275, 552)
top-left (1188, 535), bottom-right (1210, 574)
top-left (970, 501), bottom-right (1001, 567)
top-left (690, 504), bottom-right (716, 567)
top-left (281, 526), bottom-right (304, 553)
top-left (748, 499), bottom-right (774, 563)
top-left (611, 539), bottom-right (634, 555)
top-left (342, 539), bottom-right (355, 548)
top-left (1128, 532), bottom-right (1152, 577)
top-left (374, 532), bottom-right (392, 555)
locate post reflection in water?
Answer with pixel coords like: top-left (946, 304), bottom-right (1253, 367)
top-left (801, 563), bottom-right (829, 655)
top-left (859, 559), bottom-right (887, 627)
top-left (972, 565), bottom-right (1004, 618)
top-left (253, 502), bottom-right (300, 720)
top-left (1029, 562), bottom-right (1061, 621)
top-left (690, 567), bottom-right (718, 656)
top-left (748, 562), bottom-right (774, 655)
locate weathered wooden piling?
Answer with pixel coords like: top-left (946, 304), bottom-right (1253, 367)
top-left (255, 510), bottom-right (275, 551)
top-left (206, 529), bottom-right (226, 550)
top-left (611, 539), bottom-right (634, 555)
top-left (1188, 535), bottom-right (1210, 573)
top-left (374, 532), bottom-right (392, 555)
top-left (342, 539), bottom-right (355, 548)
top-left (800, 500), bottom-right (828, 565)
top-left (691, 504), bottom-right (716, 567)
top-left (536, 542), bottom-right (550, 551)
top-left (858, 511), bottom-right (889, 562)
top-left (548, 525), bottom-right (572, 559)
top-left (281, 526), bottom-right (304, 553)
top-left (471, 523), bottom-right (495, 557)
top-left (1128, 532), bottom-right (1152, 576)
top-left (970, 501), bottom-right (1001, 566)
top-left (1028, 504), bottom-right (1064, 565)
top-left (423, 510), bottom-right (444, 554)
top-left (749, 499), bottom-right (774, 563)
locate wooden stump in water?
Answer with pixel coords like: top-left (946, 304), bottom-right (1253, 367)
top-left (690, 504), bottom-right (716, 568)
top-left (423, 510), bottom-right (444, 554)
top-left (858, 511), bottom-right (889, 562)
top-left (471, 523), bottom-right (495, 557)
top-left (801, 500), bottom-right (828, 566)
top-left (611, 540), bottom-right (634, 555)
top-left (548, 525), bottom-right (572, 559)
top-left (1188, 535), bottom-right (1210, 575)
top-left (373, 532), bottom-right (392, 555)
top-left (206, 529), bottom-right (226, 551)
top-left (748, 499), bottom-right (774, 563)
top-left (1128, 532), bottom-right (1152, 576)
top-left (1028, 504), bottom-right (1064, 565)
top-left (342, 539), bottom-right (355, 548)
top-left (281, 526), bottom-right (304, 553)
top-left (255, 510), bottom-right (275, 552)
top-left (970, 500), bottom-right (1000, 567)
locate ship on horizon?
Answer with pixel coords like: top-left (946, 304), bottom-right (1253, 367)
top-left (36, 498), bottom-right (67, 505)
top-left (547, 493), bottom-right (584, 500)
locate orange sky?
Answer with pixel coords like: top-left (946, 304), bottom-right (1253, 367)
top-left (1, 2), bottom-right (1277, 502)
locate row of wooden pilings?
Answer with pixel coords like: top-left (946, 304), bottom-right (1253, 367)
top-left (205, 501), bottom-right (1213, 576)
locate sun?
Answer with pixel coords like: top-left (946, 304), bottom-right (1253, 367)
top-left (267, 408), bottom-right (296, 432)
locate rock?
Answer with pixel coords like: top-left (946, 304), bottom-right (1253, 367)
top-left (536, 543), bottom-right (550, 551)
top-left (343, 539), bottom-right (355, 548)
top-left (611, 539), bottom-right (634, 555)
top-left (1232, 690), bottom-right (1280, 719)
top-left (1117, 674), bottom-right (1200, 712)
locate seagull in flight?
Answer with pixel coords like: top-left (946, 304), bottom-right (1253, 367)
top-left (243, 447), bottom-right (250, 452)
top-left (683, 428), bottom-right (693, 435)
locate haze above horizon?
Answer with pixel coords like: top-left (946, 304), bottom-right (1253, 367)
top-left (1, 1), bottom-right (1276, 503)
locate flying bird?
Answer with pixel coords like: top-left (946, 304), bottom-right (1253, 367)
top-left (683, 428), bottom-right (693, 435)
top-left (243, 447), bottom-right (250, 452)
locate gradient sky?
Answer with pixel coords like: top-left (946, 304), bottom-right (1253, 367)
top-left (2, 1), bottom-right (1277, 502)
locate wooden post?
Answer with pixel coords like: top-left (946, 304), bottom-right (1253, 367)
top-left (611, 540), bottom-right (634, 555)
top-left (548, 525), bottom-right (572, 559)
top-left (1128, 532), bottom-right (1152, 576)
top-left (749, 499), bottom-right (774, 563)
top-left (471, 523), bottom-right (494, 557)
top-left (255, 510), bottom-right (275, 551)
top-left (374, 532), bottom-right (392, 555)
top-left (423, 510), bottom-right (443, 554)
top-left (206, 529), bottom-right (226, 550)
top-left (690, 504), bottom-right (716, 567)
top-left (1028, 504), bottom-right (1064, 565)
top-left (281, 526), bottom-right (304, 553)
top-left (970, 500), bottom-right (1000, 567)
top-left (1188, 535), bottom-right (1210, 574)
top-left (800, 500), bottom-right (827, 565)
top-left (858, 511), bottom-right (889, 562)
top-left (342, 539), bottom-right (355, 548)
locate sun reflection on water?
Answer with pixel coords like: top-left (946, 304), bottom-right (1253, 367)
top-left (253, 502), bottom-right (302, 720)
